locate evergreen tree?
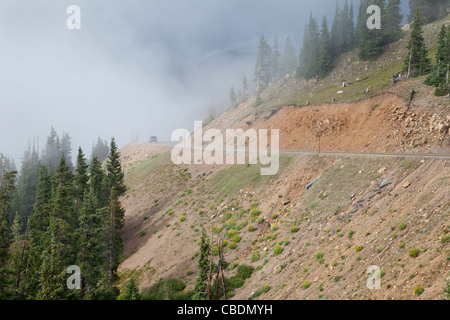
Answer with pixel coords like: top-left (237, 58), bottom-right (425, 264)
top-left (105, 138), bottom-right (126, 294)
top-left (298, 13), bottom-right (320, 79)
top-left (317, 15), bottom-right (334, 78)
top-left (409, 0), bottom-right (449, 24)
top-left (12, 145), bottom-right (40, 227)
top-left (355, 0), bottom-right (369, 47)
top-left (77, 188), bottom-right (104, 299)
top-left (254, 35), bottom-right (272, 92)
top-left (271, 37), bottom-right (282, 81)
top-left (74, 147), bottom-right (89, 210)
top-left (338, 1), bottom-right (352, 53)
top-left (24, 165), bottom-right (53, 298)
top-left (192, 228), bottom-right (210, 300)
top-left (0, 167), bottom-right (17, 299)
top-left (91, 137), bottom-right (110, 163)
top-left (404, 9), bottom-right (432, 77)
top-left (42, 127), bottom-right (61, 173)
top-left (37, 229), bottom-right (66, 300)
top-left (425, 24), bottom-right (448, 87)
top-left (331, 2), bottom-right (342, 57)
top-left (384, 0), bottom-right (404, 44)
top-left (9, 214), bottom-right (30, 299)
top-left (89, 156), bottom-right (109, 208)
top-left (61, 133), bottom-right (73, 172)
top-left (242, 76), bottom-right (248, 99)
top-left (120, 277), bottom-right (141, 300)
top-left (229, 85), bottom-right (237, 109)
top-left (358, 0), bottom-right (386, 60)
top-left (280, 36), bottom-right (298, 76)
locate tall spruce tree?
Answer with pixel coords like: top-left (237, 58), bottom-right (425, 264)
top-left (77, 188), bottom-right (104, 299)
top-left (254, 35), bottom-right (272, 92)
top-left (0, 166), bottom-right (17, 299)
top-left (384, 0), bottom-right (404, 44)
top-left (280, 36), bottom-right (298, 76)
top-left (317, 15), bottom-right (334, 78)
top-left (409, 0), bottom-right (449, 24)
top-left (192, 228), bottom-right (210, 300)
top-left (298, 13), bottom-right (320, 79)
top-left (425, 24), bottom-right (448, 86)
top-left (404, 9), bottom-right (432, 77)
top-left (89, 156), bottom-right (109, 208)
top-left (105, 138), bottom-right (126, 295)
top-left (358, 0), bottom-right (386, 60)
top-left (271, 37), bottom-right (282, 81)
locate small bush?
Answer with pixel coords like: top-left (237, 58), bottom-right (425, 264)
top-left (290, 226), bottom-right (299, 233)
top-left (139, 231), bottom-right (146, 237)
top-left (229, 242), bottom-right (238, 250)
top-left (399, 241), bottom-right (405, 249)
top-left (228, 276), bottom-right (244, 289)
top-left (301, 281), bottom-right (311, 290)
top-left (248, 225), bottom-right (257, 232)
top-left (251, 208), bottom-right (261, 217)
top-left (261, 284), bottom-right (270, 293)
top-left (355, 245), bottom-right (363, 252)
top-left (180, 216), bottom-right (186, 222)
top-left (408, 247), bottom-right (420, 258)
top-left (251, 251), bottom-right (260, 262)
top-left (237, 265), bottom-right (254, 280)
top-left (348, 230), bottom-right (355, 239)
top-left (315, 251), bottom-right (324, 261)
top-left (398, 222), bottom-right (407, 231)
top-left (274, 245), bottom-right (283, 255)
top-left (413, 286), bottom-right (424, 296)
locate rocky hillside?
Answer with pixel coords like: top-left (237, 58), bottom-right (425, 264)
top-left (116, 17), bottom-right (450, 300)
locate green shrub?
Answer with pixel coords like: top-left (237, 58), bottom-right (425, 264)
top-left (261, 284), bottom-right (270, 293)
top-left (408, 247), bottom-right (420, 257)
top-left (355, 245), bottom-right (363, 252)
top-left (139, 231), bottom-right (146, 237)
top-left (441, 234), bottom-right (450, 244)
top-left (142, 278), bottom-right (189, 300)
top-left (399, 241), bottom-right (405, 249)
top-left (301, 281), bottom-right (311, 290)
top-left (274, 245), bottom-right (283, 255)
top-left (228, 276), bottom-right (244, 289)
top-left (413, 286), bottom-right (424, 296)
top-left (290, 226), bottom-right (299, 233)
top-left (236, 265), bottom-right (255, 280)
top-left (348, 230), bottom-right (355, 239)
top-left (251, 251), bottom-right (260, 262)
top-left (398, 222), bottom-right (407, 231)
top-left (251, 208), bottom-right (261, 217)
top-left (180, 216), bottom-right (186, 222)
top-left (248, 225), bottom-right (257, 232)
top-left (315, 251), bottom-right (324, 261)
top-left (229, 242), bottom-right (238, 250)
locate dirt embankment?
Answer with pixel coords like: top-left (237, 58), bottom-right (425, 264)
top-left (248, 93), bottom-right (449, 154)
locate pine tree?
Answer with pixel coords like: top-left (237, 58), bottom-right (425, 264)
top-left (120, 277), bottom-right (141, 300)
top-left (242, 76), bottom-right (248, 99)
top-left (105, 138), bottom-right (126, 294)
top-left (192, 228), bottom-right (210, 300)
top-left (254, 35), bottom-right (272, 92)
top-left (331, 2), bottom-right (342, 57)
top-left (317, 15), bottom-right (334, 78)
top-left (12, 145), bottom-right (40, 227)
top-left (9, 214), bottom-right (30, 299)
top-left (384, 0), bottom-right (404, 44)
top-left (404, 9), bottom-right (432, 77)
top-left (358, 0), bottom-right (386, 60)
top-left (0, 167), bottom-right (17, 299)
top-left (409, 0), bottom-right (448, 24)
top-left (229, 85), bottom-right (237, 109)
top-left (355, 0), bottom-right (369, 47)
top-left (271, 37), bottom-right (282, 81)
top-left (280, 36), bottom-right (297, 76)
top-left (425, 24), bottom-right (448, 86)
top-left (42, 127), bottom-right (61, 173)
top-left (61, 133), bottom-right (73, 172)
top-left (37, 229), bottom-right (66, 300)
top-left (74, 147), bottom-right (89, 210)
top-left (298, 13), bottom-right (320, 79)
top-left (77, 188), bottom-right (104, 299)
top-left (25, 165), bottom-right (52, 298)
top-left (91, 137), bottom-right (110, 163)
top-left (89, 156), bottom-right (109, 208)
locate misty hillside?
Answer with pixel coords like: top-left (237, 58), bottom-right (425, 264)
top-left (115, 15), bottom-right (450, 300)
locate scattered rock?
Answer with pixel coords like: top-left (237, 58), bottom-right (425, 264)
top-left (402, 181), bottom-right (411, 188)
top-left (378, 177), bottom-right (392, 188)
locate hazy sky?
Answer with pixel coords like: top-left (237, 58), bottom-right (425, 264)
top-left (0, 0), bottom-right (409, 164)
